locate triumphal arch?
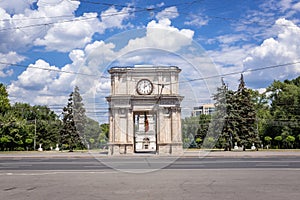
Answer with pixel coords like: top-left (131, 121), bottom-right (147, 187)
top-left (106, 66), bottom-right (183, 155)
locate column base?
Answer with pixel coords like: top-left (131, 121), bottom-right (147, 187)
top-left (157, 143), bottom-right (183, 155)
top-left (108, 143), bottom-right (134, 155)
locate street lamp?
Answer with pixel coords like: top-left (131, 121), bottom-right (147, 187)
top-left (34, 117), bottom-right (36, 150)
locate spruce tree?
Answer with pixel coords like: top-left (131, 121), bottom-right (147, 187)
top-left (235, 74), bottom-right (260, 150)
top-left (212, 78), bottom-right (233, 150)
top-left (73, 86), bottom-right (87, 146)
top-left (60, 86), bottom-right (86, 151)
top-left (0, 83), bottom-right (10, 115)
top-left (222, 89), bottom-right (239, 151)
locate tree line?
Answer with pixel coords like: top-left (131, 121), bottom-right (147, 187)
top-left (1, 75), bottom-right (299, 151)
top-left (0, 84), bottom-right (108, 151)
top-left (182, 75), bottom-right (300, 150)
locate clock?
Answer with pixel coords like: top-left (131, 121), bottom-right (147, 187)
top-left (136, 79), bottom-right (153, 95)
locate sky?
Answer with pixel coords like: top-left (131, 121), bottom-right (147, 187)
top-left (0, 0), bottom-right (300, 122)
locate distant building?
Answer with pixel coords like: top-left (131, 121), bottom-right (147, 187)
top-left (192, 104), bottom-right (215, 116)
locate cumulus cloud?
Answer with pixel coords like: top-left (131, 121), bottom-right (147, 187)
top-left (0, 1), bottom-right (134, 54)
top-left (8, 59), bottom-right (63, 105)
top-left (101, 6), bottom-right (134, 30)
top-left (34, 13), bottom-right (99, 52)
top-left (0, 51), bottom-right (25, 77)
top-left (7, 18), bottom-right (209, 121)
top-left (243, 18), bottom-right (300, 87)
top-left (0, 0), bottom-right (36, 14)
top-left (17, 59), bottom-right (59, 89)
top-left (35, 6), bottom-right (134, 52)
top-left (34, 7), bottom-right (134, 52)
top-left (121, 18), bottom-right (194, 53)
top-left (0, 0), bottom-right (80, 53)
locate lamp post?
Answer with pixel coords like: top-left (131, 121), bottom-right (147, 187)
top-left (33, 108), bottom-right (39, 151)
top-left (33, 117), bottom-right (36, 150)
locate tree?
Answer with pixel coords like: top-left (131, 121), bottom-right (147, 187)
top-left (274, 135), bottom-right (282, 149)
top-left (99, 123), bottom-right (109, 148)
top-left (60, 86), bottom-right (86, 151)
top-left (221, 89), bottom-right (238, 150)
top-left (0, 99), bottom-right (61, 151)
top-left (214, 75), bottom-right (260, 150)
top-left (250, 89), bottom-right (272, 144)
top-left (264, 136), bottom-right (272, 148)
top-left (266, 77), bottom-right (300, 148)
top-left (195, 114), bottom-right (211, 148)
top-left (234, 74), bottom-right (260, 150)
top-left (285, 135), bottom-right (295, 149)
top-left (31, 105), bottom-right (61, 150)
top-left (73, 86), bottom-right (87, 144)
top-left (0, 83), bottom-right (10, 115)
top-left (0, 112), bottom-right (26, 151)
top-left (84, 117), bottom-right (102, 149)
top-left (212, 78), bottom-right (231, 150)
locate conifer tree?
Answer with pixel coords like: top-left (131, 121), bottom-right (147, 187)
top-left (211, 78), bottom-right (233, 150)
top-left (222, 89), bottom-right (239, 150)
top-left (0, 83), bottom-right (10, 115)
top-left (73, 86), bottom-right (87, 145)
top-left (235, 74), bottom-right (260, 150)
top-left (60, 86), bottom-right (86, 151)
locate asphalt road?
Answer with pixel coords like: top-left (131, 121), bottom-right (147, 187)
top-left (1, 156), bottom-right (299, 200)
top-left (0, 156), bottom-right (300, 171)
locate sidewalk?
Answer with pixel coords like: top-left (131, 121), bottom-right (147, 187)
top-left (1, 149), bottom-right (300, 158)
top-left (185, 150), bottom-right (300, 158)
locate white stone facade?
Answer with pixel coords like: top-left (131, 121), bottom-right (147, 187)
top-left (106, 66), bottom-right (183, 155)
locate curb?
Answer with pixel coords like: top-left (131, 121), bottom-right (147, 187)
top-left (1, 150), bottom-right (300, 159)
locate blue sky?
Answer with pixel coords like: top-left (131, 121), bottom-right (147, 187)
top-left (0, 0), bottom-right (300, 122)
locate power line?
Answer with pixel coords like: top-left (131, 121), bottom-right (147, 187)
top-left (0, 0), bottom-right (297, 33)
top-left (70, 0), bottom-right (199, 10)
top-left (71, 0), bottom-right (299, 29)
top-left (0, 61), bottom-right (110, 78)
top-left (176, 61), bottom-right (300, 85)
top-left (1, 61), bottom-right (299, 83)
top-left (0, 15), bottom-right (74, 22)
top-left (0, 6), bottom-right (145, 32)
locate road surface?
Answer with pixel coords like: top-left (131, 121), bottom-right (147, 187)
top-left (1, 154), bottom-right (299, 200)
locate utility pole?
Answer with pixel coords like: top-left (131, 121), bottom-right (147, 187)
top-left (34, 117), bottom-right (36, 150)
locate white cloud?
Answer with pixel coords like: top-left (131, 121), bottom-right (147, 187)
top-left (34, 13), bottom-right (99, 52)
top-left (121, 19), bottom-right (194, 53)
top-left (206, 17), bottom-right (300, 89)
top-left (277, 0), bottom-right (300, 14)
top-left (7, 59), bottom-right (66, 106)
top-left (243, 18), bottom-right (300, 87)
top-left (0, 0), bottom-right (36, 14)
top-left (156, 2), bottom-right (165, 8)
top-left (215, 34), bottom-right (247, 45)
top-left (36, 0), bottom-right (80, 17)
top-left (156, 6), bottom-right (179, 20)
top-left (0, 1), bottom-right (133, 54)
top-left (7, 18), bottom-right (220, 122)
top-left (101, 6), bottom-right (134, 30)
top-left (12, 59), bottom-right (59, 90)
top-left (279, 0), bottom-right (293, 12)
top-left (34, 6), bottom-right (134, 52)
top-left (0, 51), bottom-right (25, 77)
top-left (184, 14), bottom-right (208, 27)
top-left (293, 2), bottom-right (300, 10)
top-left (0, 1), bottom-right (80, 53)
top-left (207, 45), bottom-right (249, 90)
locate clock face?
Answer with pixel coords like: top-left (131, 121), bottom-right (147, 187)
top-left (136, 79), bottom-right (153, 95)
